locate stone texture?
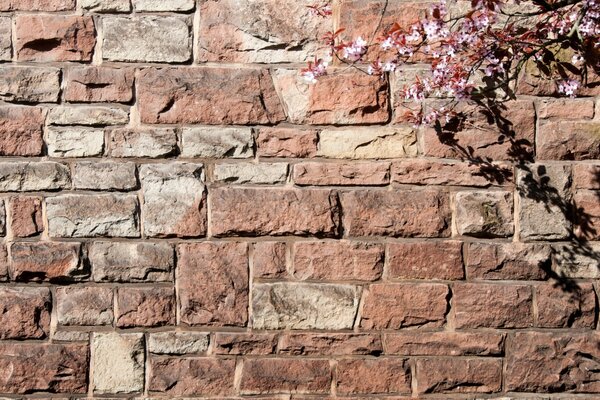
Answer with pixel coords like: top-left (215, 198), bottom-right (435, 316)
top-left (0, 17), bottom-right (10, 61)
top-left (10, 242), bottom-right (83, 282)
top-left (257, 127), bottom-right (318, 158)
top-left (92, 332), bottom-right (144, 394)
top-left (148, 332), bottom-right (210, 355)
top-left (454, 191), bottom-right (514, 237)
top-left (574, 190), bottom-right (600, 239)
top-left (46, 194), bottom-right (139, 238)
top-left (0, 0), bottom-right (75, 10)
top-left (293, 241), bottom-right (384, 281)
top-left (138, 67), bottom-right (285, 124)
top-left (80, 0), bottom-right (131, 12)
top-left (211, 188), bottom-right (340, 237)
top-left (103, 16), bottom-right (190, 63)
top-left (388, 241), bottom-right (464, 280)
top-left (0, 343), bottom-right (87, 394)
top-left (0, 162), bottom-right (70, 191)
top-left (213, 162), bottom-right (288, 184)
top-left (392, 159), bottom-right (513, 186)
top-left (341, 190), bottom-right (450, 237)
top-left (253, 242), bottom-right (287, 278)
top-left (0, 66), bottom-right (60, 102)
top-left (48, 106), bottom-right (129, 126)
top-left (213, 333), bottom-right (277, 355)
top-left (538, 121), bottom-right (600, 160)
top-left (56, 286), bottom-right (113, 326)
top-left (0, 244), bottom-right (7, 281)
top-left (453, 283), bottom-right (533, 328)
top-left (551, 242), bottom-right (600, 278)
top-left (240, 359), bottom-right (331, 394)
top-left (318, 127), bottom-right (417, 159)
top-left (109, 127), bottom-right (178, 158)
top-left (15, 15), bottom-right (95, 62)
top-left (536, 98), bottom-right (595, 120)
top-left (0, 106), bottom-right (45, 156)
top-left (252, 283), bottom-right (359, 330)
top-left (573, 164), bottom-right (600, 189)
top-left (294, 162), bottom-right (390, 186)
top-left (133, 0), bottom-right (194, 11)
top-left (52, 330), bottom-right (89, 342)
top-left (466, 242), bottom-right (551, 280)
top-left (278, 333), bottom-right (383, 355)
top-left (89, 241), bottom-right (173, 282)
top-left (181, 127), bottom-right (253, 158)
top-left (0, 287), bottom-right (50, 339)
top-left (72, 161), bottom-right (137, 190)
top-left (178, 242), bottom-right (248, 326)
top-left (149, 358), bottom-right (236, 396)
top-left (416, 358), bottom-right (502, 394)
top-left (9, 196), bottom-right (43, 237)
top-left (64, 66), bottom-right (134, 102)
top-left (385, 332), bottom-right (505, 356)
top-left (337, 359), bottom-right (411, 395)
top-left (360, 283), bottom-right (449, 329)
top-left (116, 287), bottom-right (175, 328)
top-left (46, 127), bottom-right (105, 157)
top-left (536, 283), bottom-right (596, 328)
top-left (140, 163), bottom-right (206, 237)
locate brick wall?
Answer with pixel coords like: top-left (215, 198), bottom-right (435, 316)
top-left (0, 0), bottom-right (599, 398)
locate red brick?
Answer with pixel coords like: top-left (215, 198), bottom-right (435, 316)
top-left (0, 343), bottom-right (88, 393)
top-left (517, 68), bottom-right (600, 96)
top-left (574, 190), bottom-right (600, 239)
top-left (116, 287), bottom-right (176, 328)
top-left (466, 242), bottom-right (551, 280)
top-left (56, 286), bottom-right (113, 326)
top-left (9, 196), bottom-right (43, 237)
top-left (213, 332), bottom-right (277, 355)
top-left (241, 359), bottom-right (331, 394)
top-left (149, 357), bottom-right (236, 396)
top-left (388, 241), bottom-right (464, 280)
top-left (0, 106), bottom-right (45, 156)
top-left (211, 188), bottom-right (340, 237)
top-left (536, 282), bottom-right (596, 328)
top-left (0, 0), bottom-right (75, 10)
top-left (538, 122), bottom-right (600, 160)
top-left (293, 241), bottom-right (384, 281)
top-left (177, 242), bottom-right (248, 326)
top-left (15, 15), bottom-right (95, 62)
top-left (64, 66), bottom-right (134, 103)
top-left (341, 190), bottom-right (450, 237)
top-left (293, 162), bottom-right (390, 186)
top-left (10, 242), bottom-right (82, 282)
top-left (573, 164), bottom-right (600, 189)
top-left (453, 283), bottom-right (533, 328)
top-left (253, 242), bottom-right (287, 278)
top-left (416, 358), bottom-right (502, 394)
top-left (0, 287), bottom-right (50, 339)
top-left (536, 98), bottom-right (595, 120)
top-left (336, 358), bottom-right (411, 395)
top-left (385, 332), bottom-right (504, 356)
top-left (256, 127), bottom-right (318, 158)
top-left (360, 283), bottom-right (449, 329)
top-left (279, 333), bottom-right (383, 356)
top-left (138, 67), bottom-right (285, 125)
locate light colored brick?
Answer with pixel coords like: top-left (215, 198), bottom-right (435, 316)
top-left (181, 127), bottom-right (253, 158)
top-left (109, 127), bottom-right (177, 158)
top-left (0, 66), bottom-right (60, 102)
top-left (48, 106), bottom-right (129, 126)
top-left (0, 162), bottom-right (70, 192)
top-left (0, 17), bottom-right (11, 61)
top-left (133, 0), bottom-right (193, 11)
top-left (318, 127), bottom-right (417, 159)
top-left (46, 127), bottom-right (104, 158)
top-left (92, 332), bottom-right (144, 394)
top-left (454, 191), bottom-right (514, 237)
top-left (72, 161), bottom-right (137, 190)
top-left (80, 0), bottom-right (131, 12)
top-left (148, 332), bottom-right (209, 355)
top-left (56, 286), bottom-right (113, 326)
top-left (213, 162), bottom-right (288, 184)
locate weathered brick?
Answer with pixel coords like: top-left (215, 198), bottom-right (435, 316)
top-left (140, 163), bottom-right (206, 237)
top-left (52, 330), bottom-right (89, 342)
top-left (341, 189), bottom-right (450, 237)
top-left (148, 332), bottom-right (209, 355)
top-left (318, 127), bottom-right (417, 159)
top-left (0, 343), bottom-right (87, 394)
top-left (257, 127), bottom-right (318, 158)
top-left (538, 121), bottom-right (600, 160)
top-left (506, 332), bottom-right (600, 392)
top-left (0, 17), bottom-right (10, 61)
top-left (0, 243), bottom-right (8, 281)
top-left (149, 357), bottom-right (235, 396)
top-left (253, 242), bottom-right (287, 278)
top-left (574, 190), bottom-right (600, 239)
top-left (466, 242), bottom-right (551, 280)
top-left (0, 0), bottom-right (75, 10)
top-left (116, 287), bottom-right (176, 328)
top-left (536, 98), bottom-right (595, 120)
top-left (279, 333), bottom-right (382, 355)
top-left (252, 283), bottom-right (359, 330)
top-left (0, 287), bottom-right (50, 339)
top-left (518, 66), bottom-right (600, 96)
top-left (133, 0), bottom-right (194, 11)
top-left (178, 242), bottom-right (248, 326)
top-left (181, 126), bottom-right (253, 158)
top-left (72, 161), bottom-right (137, 191)
top-left (0, 106), bottom-right (45, 156)
top-left (46, 127), bottom-right (105, 157)
top-left (214, 332), bottom-right (277, 355)
top-left (453, 283), bottom-right (533, 328)
top-left (9, 196), bottom-right (43, 237)
top-left (274, 69), bottom-right (389, 124)
top-left (15, 15), bottom-right (95, 62)
top-left (0, 66), bottom-right (60, 102)
top-left (294, 162), bottom-right (390, 186)
top-left (211, 188), bottom-right (340, 237)
top-left (536, 282), bottom-right (596, 328)
top-left (360, 283), bottom-right (449, 329)
top-left (92, 332), bottom-right (144, 394)
top-left (454, 191), bottom-right (514, 237)
top-left (46, 194), bottom-right (139, 238)
top-left (48, 105), bottom-right (129, 126)
top-left (0, 162), bottom-right (70, 192)
top-left (103, 16), bottom-right (190, 63)
top-left (89, 241), bottom-right (173, 282)
top-left (64, 66), bottom-right (134, 103)
top-left (388, 241), bottom-right (464, 280)
top-left (337, 359), bottom-right (411, 395)
top-left (241, 359), bottom-right (331, 394)
top-left (10, 242), bottom-right (83, 282)
top-left (109, 127), bottom-right (178, 158)
top-left (293, 241), bottom-right (384, 281)
top-left (573, 164), bottom-right (600, 189)
top-left (416, 358), bottom-right (502, 394)
top-left (138, 67), bottom-right (285, 124)
top-left (385, 332), bottom-right (504, 356)
top-left (213, 162), bottom-right (288, 184)
top-left (551, 242), bottom-right (600, 278)
top-left (56, 286), bottom-right (113, 326)
top-left (392, 159), bottom-right (513, 186)
top-left (80, 0), bottom-right (131, 12)
top-left (0, 200), bottom-right (6, 236)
